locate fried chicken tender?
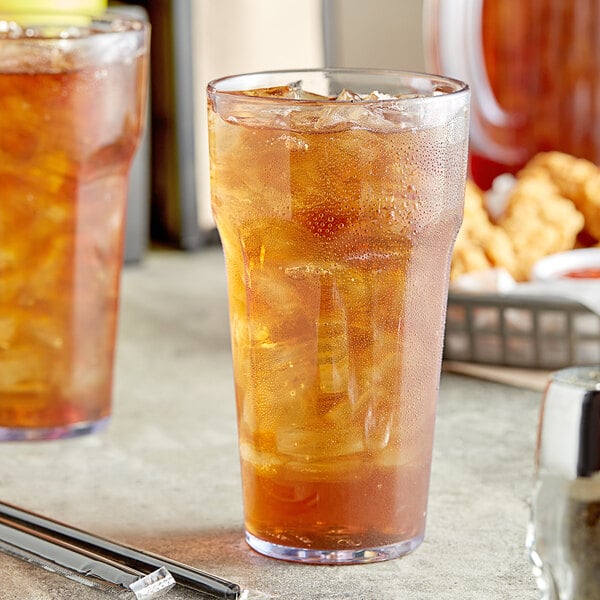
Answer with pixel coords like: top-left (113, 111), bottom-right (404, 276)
top-left (451, 180), bottom-right (516, 280)
top-left (496, 171), bottom-right (584, 280)
top-left (452, 151), bottom-right (597, 282)
top-left (523, 151), bottom-right (600, 242)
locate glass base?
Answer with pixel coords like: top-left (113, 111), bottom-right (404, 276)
top-left (245, 531), bottom-right (424, 564)
top-left (0, 416), bottom-right (110, 442)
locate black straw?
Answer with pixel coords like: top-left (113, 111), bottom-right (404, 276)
top-left (0, 516), bottom-right (146, 590)
top-left (0, 501), bottom-right (242, 600)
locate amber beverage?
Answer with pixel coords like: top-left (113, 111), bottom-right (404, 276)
top-left (425, 0), bottom-right (600, 190)
top-left (0, 13), bottom-right (149, 440)
top-left (208, 70), bottom-right (469, 563)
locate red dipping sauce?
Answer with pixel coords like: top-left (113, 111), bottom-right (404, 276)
top-left (532, 249), bottom-right (600, 282)
top-left (562, 268), bottom-right (600, 279)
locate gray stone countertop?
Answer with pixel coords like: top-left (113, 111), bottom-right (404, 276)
top-left (0, 248), bottom-right (540, 600)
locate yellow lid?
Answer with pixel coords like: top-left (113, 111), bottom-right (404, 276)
top-left (0, 0), bottom-right (106, 12)
top-left (0, 0), bottom-right (107, 23)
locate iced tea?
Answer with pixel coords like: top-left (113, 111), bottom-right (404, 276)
top-left (208, 70), bottom-right (469, 563)
top-left (0, 14), bottom-right (149, 439)
top-left (425, 0), bottom-right (600, 190)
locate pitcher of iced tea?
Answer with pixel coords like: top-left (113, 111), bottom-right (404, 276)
top-left (424, 0), bottom-right (600, 189)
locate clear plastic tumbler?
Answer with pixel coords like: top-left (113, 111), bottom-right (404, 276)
top-left (208, 69), bottom-right (470, 563)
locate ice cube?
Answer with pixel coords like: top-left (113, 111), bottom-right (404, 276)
top-left (364, 402), bottom-right (392, 451)
top-left (240, 83), bottom-right (298, 98)
top-left (0, 249), bottom-right (20, 304)
top-left (0, 348), bottom-right (48, 393)
top-left (362, 90), bottom-right (396, 101)
top-left (312, 102), bottom-right (389, 130)
top-left (377, 444), bottom-right (425, 469)
top-left (238, 220), bottom-right (328, 307)
top-left (284, 263), bottom-right (337, 279)
top-left (246, 219), bottom-right (328, 263)
top-left (0, 317), bottom-right (16, 350)
top-left (324, 386), bottom-right (371, 426)
top-left (335, 88), bottom-right (362, 102)
top-left (237, 335), bottom-right (319, 435)
top-left (241, 81), bottom-right (330, 101)
top-left (18, 237), bottom-right (71, 305)
top-left (245, 266), bottom-right (319, 341)
top-left (238, 441), bottom-right (282, 474)
top-left (317, 279), bottom-right (349, 396)
top-left (25, 315), bottom-right (64, 350)
top-left (332, 88), bottom-right (425, 103)
top-left (288, 80), bottom-right (331, 101)
top-left (275, 422), bottom-right (364, 459)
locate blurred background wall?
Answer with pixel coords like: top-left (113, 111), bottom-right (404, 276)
top-left (126, 0), bottom-right (426, 255)
top-left (325, 0), bottom-right (425, 70)
top-left (192, 0), bottom-right (326, 238)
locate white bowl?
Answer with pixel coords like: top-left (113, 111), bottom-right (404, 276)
top-left (532, 248), bottom-right (600, 282)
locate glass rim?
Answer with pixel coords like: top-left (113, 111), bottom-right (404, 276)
top-left (207, 67), bottom-right (469, 106)
top-left (0, 10), bottom-right (148, 39)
